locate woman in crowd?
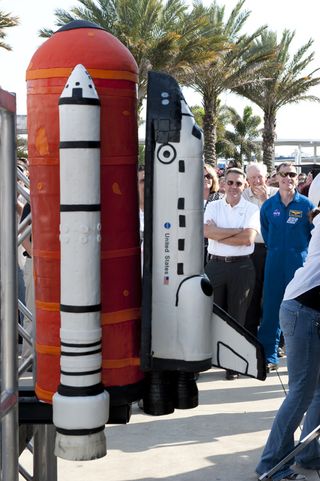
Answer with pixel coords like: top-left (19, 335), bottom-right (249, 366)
top-left (256, 207), bottom-right (320, 481)
top-left (204, 163), bottom-right (223, 207)
top-left (203, 163), bottom-right (223, 265)
top-left (300, 171), bottom-right (314, 197)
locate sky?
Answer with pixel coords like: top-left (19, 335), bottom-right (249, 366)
top-left (1, 0), bottom-right (320, 155)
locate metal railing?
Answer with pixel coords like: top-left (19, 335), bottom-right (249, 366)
top-left (0, 89), bottom-right (19, 481)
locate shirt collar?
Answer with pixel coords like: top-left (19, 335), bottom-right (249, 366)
top-left (247, 188), bottom-right (255, 198)
top-left (293, 190), bottom-right (300, 202)
top-left (223, 196), bottom-right (246, 208)
top-left (276, 189), bottom-right (300, 204)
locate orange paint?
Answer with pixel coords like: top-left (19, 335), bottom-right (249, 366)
top-left (35, 127), bottom-right (49, 156)
top-left (26, 67), bottom-right (138, 83)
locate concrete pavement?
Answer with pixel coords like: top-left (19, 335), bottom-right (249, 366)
top-left (19, 358), bottom-right (320, 481)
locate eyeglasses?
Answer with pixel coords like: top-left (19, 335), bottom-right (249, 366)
top-left (204, 174), bottom-right (213, 180)
top-left (278, 171), bottom-right (297, 178)
top-left (226, 180), bottom-right (243, 187)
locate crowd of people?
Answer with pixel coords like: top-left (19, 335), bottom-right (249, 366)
top-left (203, 160), bottom-right (319, 481)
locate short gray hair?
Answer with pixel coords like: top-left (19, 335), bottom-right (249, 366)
top-left (226, 168), bottom-right (246, 179)
top-left (246, 162), bottom-right (267, 177)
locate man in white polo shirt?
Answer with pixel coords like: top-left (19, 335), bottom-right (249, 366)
top-left (204, 168), bottom-right (260, 380)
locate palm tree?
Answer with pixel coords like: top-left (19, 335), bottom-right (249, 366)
top-left (235, 30), bottom-right (320, 172)
top-left (223, 105), bottom-right (261, 167)
top-left (180, 0), bottom-right (273, 166)
top-left (0, 4), bottom-right (19, 50)
top-left (191, 101), bottom-right (234, 161)
top-left (39, 0), bottom-right (222, 112)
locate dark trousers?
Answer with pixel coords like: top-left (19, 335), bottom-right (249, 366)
top-left (244, 243), bottom-right (266, 337)
top-left (205, 256), bottom-right (255, 326)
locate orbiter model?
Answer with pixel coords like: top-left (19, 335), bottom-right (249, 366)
top-left (141, 71), bottom-right (265, 415)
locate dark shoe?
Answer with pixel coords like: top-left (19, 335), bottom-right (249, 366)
top-left (297, 461), bottom-right (320, 470)
top-left (266, 362), bottom-right (278, 373)
top-left (257, 471), bottom-right (307, 481)
top-left (280, 473), bottom-right (307, 480)
top-left (225, 369), bottom-right (239, 380)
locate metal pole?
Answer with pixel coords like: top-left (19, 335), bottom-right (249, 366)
top-left (33, 425), bottom-right (57, 481)
top-left (17, 212), bottom-right (31, 235)
top-left (18, 299), bottom-right (33, 329)
top-left (259, 425), bottom-right (320, 480)
top-left (0, 390), bottom-right (18, 420)
top-left (17, 224), bottom-right (32, 247)
top-left (0, 106), bottom-right (19, 481)
top-left (297, 144), bottom-right (302, 168)
top-left (17, 168), bottom-right (30, 189)
top-left (16, 182), bottom-right (30, 203)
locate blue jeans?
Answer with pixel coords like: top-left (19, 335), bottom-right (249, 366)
top-left (256, 299), bottom-right (320, 481)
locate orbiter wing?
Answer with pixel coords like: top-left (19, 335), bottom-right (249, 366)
top-left (211, 303), bottom-right (266, 380)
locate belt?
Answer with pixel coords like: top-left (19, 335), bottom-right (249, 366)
top-left (209, 254), bottom-right (251, 263)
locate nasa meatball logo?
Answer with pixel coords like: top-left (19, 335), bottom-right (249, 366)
top-left (273, 209), bottom-right (281, 217)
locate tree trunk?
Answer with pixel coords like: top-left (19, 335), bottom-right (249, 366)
top-left (203, 94), bottom-right (217, 166)
top-left (235, 144), bottom-right (243, 168)
top-left (262, 111), bottom-right (276, 173)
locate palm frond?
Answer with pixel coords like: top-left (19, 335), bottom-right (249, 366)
top-left (0, 8), bottom-right (19, 50)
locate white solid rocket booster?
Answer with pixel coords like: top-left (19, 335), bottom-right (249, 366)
top-left (52, 64), bottom-right (109, 461)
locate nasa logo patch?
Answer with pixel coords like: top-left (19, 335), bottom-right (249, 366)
top-left (273, 209), bottom-right (281, 217)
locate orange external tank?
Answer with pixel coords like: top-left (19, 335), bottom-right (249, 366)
top-left (26, 20), bottom-right (144, 409)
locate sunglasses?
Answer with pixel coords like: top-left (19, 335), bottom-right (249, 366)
top-left (204, 174), bottom-right (213, 180)
top-left (226, 180), bottom-right (243, 187)
top-left (278, 171), bottom-right (297, 178)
